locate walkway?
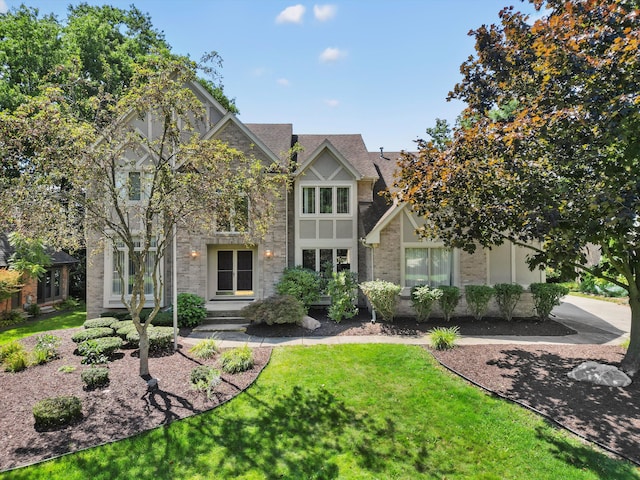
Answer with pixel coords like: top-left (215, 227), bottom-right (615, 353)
top-left (183, 295), bottom-right (631, 349)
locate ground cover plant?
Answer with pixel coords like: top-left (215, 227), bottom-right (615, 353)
top-left (2, 344), bottom-right (636, 479)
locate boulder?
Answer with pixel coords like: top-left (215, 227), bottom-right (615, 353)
top-left (301, 316), bottom-right (321, 331)
top-left (567, 361), bottom-right (631, 387)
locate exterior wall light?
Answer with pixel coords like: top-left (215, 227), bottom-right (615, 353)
top-left (264, 249), bottom-right (273, 259)
top-left (190, 249), bottom-right (198, 258)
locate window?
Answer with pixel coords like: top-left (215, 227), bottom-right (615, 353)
top-left (128, 172), bottom-right (141, 201)
top-left (111, 237), bottom-right (158, 297)
top-left (302, 248), bottom-right (351, 272)
top-left (216, 195), bottom-right (249, 233)
top-left (404, 248), bottom-right (452, 288)
top-left (301, 186), bottom-right (350, 215)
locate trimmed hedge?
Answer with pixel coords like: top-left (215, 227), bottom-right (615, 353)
top-left (71, 327), bottom-right (114, 343)
top-left (81, 367), bottom-right (110, 389)
top-left (33, 396), bottom-right (82, 430)
top-left (84, 317), bottom-right (117, 329)
top-left (241, 295), bottom-right (305, 325)
top-left (150, 311), bottom-right (173, 326)
top-left (78, 336), bottom-right (123, 359)
top-left (126, 327), bottom-right (174, 351)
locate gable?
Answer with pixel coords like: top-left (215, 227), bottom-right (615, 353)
top-left (295, 141), bottom-right (362, 182)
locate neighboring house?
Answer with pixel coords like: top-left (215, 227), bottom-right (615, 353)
top-left (0, 235), bottom-right (78, 314)
top-left (86, 81), bottom-right (543, 319)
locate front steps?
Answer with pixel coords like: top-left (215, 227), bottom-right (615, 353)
top-left (193, 300), bottom-right (253, 334)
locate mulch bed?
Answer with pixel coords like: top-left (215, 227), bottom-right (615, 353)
top-left (431, 344), bottom-right (640, 465)
top-left (0, 329), bottom-right (271, 472)
top-left (245, 308), bottom-right (576, 337)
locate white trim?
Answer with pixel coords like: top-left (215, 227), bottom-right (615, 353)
top-left (294, 141), bottom-right (362, 180)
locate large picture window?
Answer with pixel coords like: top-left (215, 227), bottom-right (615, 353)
top-left (302, 186), bottom-right (350, 215)
top-left (111, 237), bottom-right (158, 297)
top-left (404, 248), bottom-right (452, 288)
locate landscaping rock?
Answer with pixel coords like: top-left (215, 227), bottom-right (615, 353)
top-left (567, 361), bottom-right (631, 387)
top-left (301, 316), bottom-right (321, 331)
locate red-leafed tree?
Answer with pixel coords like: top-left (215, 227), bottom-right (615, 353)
top-left (393, 0), bottom-right (640, 374)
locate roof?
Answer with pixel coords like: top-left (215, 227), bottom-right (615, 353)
top-left (295, 134), bottom-right (379, 179)
top-left (0, 234), bottom-right (78, 268)
top-left (245, 124), bottom-right (293, 162)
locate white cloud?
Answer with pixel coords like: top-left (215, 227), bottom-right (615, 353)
top-left (319, 47), bottom-right (346, 63)
top-left (324, 99), bottom-right (340, 108)
top-left (0, 0), bottom-right (7, 14)
top-left (252, 67), bottom-right (268, 77)
top-left (276, 5), bottom-right (305, 24)
top-left (314, 4), bottom-right (336, 21)
top-left (277, 78), bottom-right (291, 87)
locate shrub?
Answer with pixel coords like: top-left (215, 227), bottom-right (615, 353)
top-left (359, 280), bottom-right (401, 322)
top-left (26, 303), bottom-right (40, 318)
top-left (31, 334), bottom-right (61, 365)
top-left (32, 396), bottom-right (82, 430)
top-left (465, 285), bottom-right (495, 321)
top-left (100, 310), bottom-right (130, 321)
top-left (112, 320), bottom-right (136, 338)
top-left (177, 293), bottom-right (207, 328)
top-left (58, 365), bottom-right (76, 373)
top-left (530, 283), bottom-right (569, 320)
top-left (1, 341), bottom-right (28, 372)
top-left (71, 327), bottom-right (114, 343)
top-left (493, 283), bottom-right (524, 321)
top-left (0, 340), bottom-right (25, 362)
top-left (150, 311), bottom-right (173, 326)
top-left (81, 367), bottom-right (110, 389)
top-left (0, 310), bottom-right (24, 327)
top-left (429, 326), bottom-right (460, 350)
top-left (437, 286), bottom-right (460, 322)
top-left (84, 317), bottom-right (117, 329)
top-left (189, 337), bottom-right (219, 360)
top-left (276, 267), bottom-right (321, 312)
top-left (241, 295), bottom-right (305, 325)
top-left (411, 285), bottom-right (443, 322)
top-left (220, 345), bottom-right (254, 374)
top-left (77, 336), bottom-right (123, 364)
top-left (53, 297), bottom-right (81, 310)
top-left (190, 365), bottom-right (222, 399)
top-left (126, 327), bottom-right (174, 352)
top-left (327, 271), bottom-right (359, 323)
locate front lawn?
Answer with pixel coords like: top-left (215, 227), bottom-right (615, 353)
top-left (0, 307), bottom-right (86, 345)
top-left (1, 344), bottom-right (636, 479)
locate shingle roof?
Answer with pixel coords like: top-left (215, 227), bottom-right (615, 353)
top-left (0, 234), bottom-right (78, 268)
top-left (295, 134), bottom-right (379, 179)
top-left (245, 124), bottom-right (293, 163)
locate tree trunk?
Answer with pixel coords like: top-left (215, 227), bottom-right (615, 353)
top-left (139, 328), bottom-right (150, 377)
top-left (620, 293), bottom-right (640, 377)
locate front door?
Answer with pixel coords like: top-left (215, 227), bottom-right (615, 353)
top-left (214, 249), bottom-right (254, 297)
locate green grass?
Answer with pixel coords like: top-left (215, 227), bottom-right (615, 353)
top-left (1, 344), bottom-right (638, 479)
top-left (568, 291), bottom-right (629, 305)
top-left (0, 307), bottom-right (86, 345)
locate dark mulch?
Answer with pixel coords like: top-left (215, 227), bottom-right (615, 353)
top-left (431, 344), bottom-right (640, 465)
top-left (0, 329), bottom-right (271, 472)
top-left (245, 308), bottom-right (576, 337)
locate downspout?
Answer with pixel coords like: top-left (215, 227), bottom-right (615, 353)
top-left (360, 238), bottom-right (378, 323)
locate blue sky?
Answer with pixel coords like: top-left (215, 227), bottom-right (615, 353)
top-left (3, 1), bottom-right (540, 151)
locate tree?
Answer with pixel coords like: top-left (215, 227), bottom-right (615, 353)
top-left (0, 56), bottom-right (286, 376)
top-left (393, 0), bottom-right (640, 374)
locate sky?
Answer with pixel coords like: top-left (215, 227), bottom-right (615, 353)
top-left (2, 0), bottom-right (542, 151)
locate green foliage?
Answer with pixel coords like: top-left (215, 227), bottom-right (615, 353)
top-left (7, 232), bottom-right (51, 279)
top-left (3, 349), bottom-right (28, 372)
top-left (111, 320), bottom-right (135, 338)
top-left (189, 337), bottom-right (219, 360)
top-left (429, 326), bottom-right (461, 350)
top-left (0, 309), bottom-right (24, 327)
top-left (437, 286), bottom-right (460, 322)
top-left (464, 285), bottom-right (495, 321)
top-left (327, 271), bottom-right (358, 323)
top-left (32, 396), bottom-right (82, 430)
top-left (276, 267), bottom-right (321, 312)
top-left (530, 283), bottom-right (569, 321)
top-left (177, 293), bottom-right (207, 328)
top-left (71, 327), bottom-right (114, 343)
top-left (621, 338), bottom-right (630, 350)
top-left (579, 271), bottom-right (628, 298)
top-left (190, 365), bottom-right (222, 399)
top-left (0, 306), bottom-right (86, 346)
top-left (220, 345), bottom-right (254, 374)
top-left (81, 367), bottom-right (110, 389)
top-left (411, 285), bottom-right (443, 322)
top-left (77, 336), bottom-right (123, 364)
top-left (126, 327), bottom-right (174, 352)
top-left (31, 333), bottom-right (61, 364)
top-left (241, 295), bottom-right (305, 325)
top-left (53, 297), bottom-right (81, 310)
top-left (100, 311), bottom-right (131, 321)
top-left (493, 283), bottom-right (524, 321)
top-left (0, 340), bottom-right (26, 362)
top-left (0, 269), bottom-right (23, 302)
top-left (58, 365), bottom-right (76, 373)
top-left (359, 280), bottom-right (402, 322)
top-left (26, 303), bottom-right (41, 318)
top-left (150, 311), bottom-right (173, 326)
top-left (83, 317), bottom-right (117, 329)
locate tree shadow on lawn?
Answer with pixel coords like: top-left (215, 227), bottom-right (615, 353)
top-left (487, 348), bottom-right (640, 465)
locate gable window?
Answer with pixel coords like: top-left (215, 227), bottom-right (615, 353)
top-left (111, 237), bottom-right (158, 297)
top-left (404, 247), bottom-right (452, 288)
top-left (301, 186), bottom-right (350, 215)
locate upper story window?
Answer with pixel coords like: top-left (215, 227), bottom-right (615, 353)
top-left (128, 172), bottom-right (141, 201)
top-left (216, 195), bottom-right (249, 233)
top-left (302, 186), bottom-right (350, 215)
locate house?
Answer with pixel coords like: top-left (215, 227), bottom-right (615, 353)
top-left (0, 234), bottom-right (78, 314)
top-left (86, 82), bottom-right (543, 319)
